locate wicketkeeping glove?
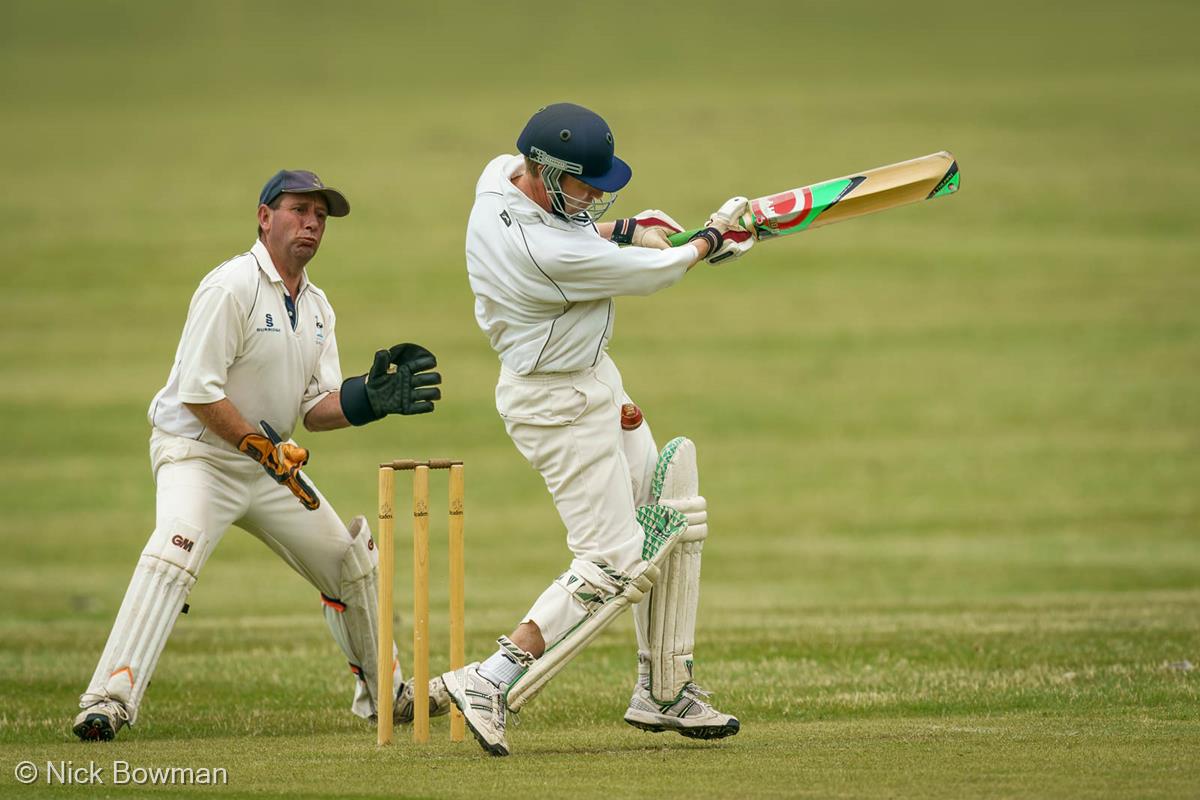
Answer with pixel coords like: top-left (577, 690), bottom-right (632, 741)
top-left (364, 343), bottom-right (442, 417)
top-left (611, 210), bottom-right (685, 250)
top-left (239, 421), bottom-right (320, 510)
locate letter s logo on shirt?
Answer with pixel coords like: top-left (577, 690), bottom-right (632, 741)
top-left (256, 313), bottom-right (281, 333)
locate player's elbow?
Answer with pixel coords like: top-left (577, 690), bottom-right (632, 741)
top-left (628, 270), bottom-right (684, 297)
top-left (182, 399), bottom-right (219, 423)
top-left (301, 409), bottom-right (324, 433)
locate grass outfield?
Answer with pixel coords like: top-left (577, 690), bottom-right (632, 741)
top-left (1, 1), bottom-right (1198, 797)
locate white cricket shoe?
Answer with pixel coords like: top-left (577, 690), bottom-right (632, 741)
top-left (624, 681), bottom-right (740, 740)
top-left (72, 696), bottom-right (130, 742)
top-left (394, 676), bottom-right (453, 724)
top-left (442, 663), bottom-right (510, 756)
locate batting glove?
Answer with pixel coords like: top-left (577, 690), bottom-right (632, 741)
top-left (705, 196), bottom-right (756, 264)
top-left (611, 210), bottom-right (686, 250)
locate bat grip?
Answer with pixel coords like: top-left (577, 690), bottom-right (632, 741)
top-left (667, 228), bottom-right (703, 247)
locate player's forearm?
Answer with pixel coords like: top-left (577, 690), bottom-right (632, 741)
top-left (303, 392), bottom-right (351, 432)
top-left (684, 239), bottom-right (709, 268)
top-left (602, 219), bottom-right (707, 265)
top-left (613, 246), bottom-right (702, 295)
top-left (183, 399), bottom-right (257, 448)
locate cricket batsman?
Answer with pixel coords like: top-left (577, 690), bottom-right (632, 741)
top-left (443, 102), bottom-right (752, 755)
top-left (73, 170), bottom-right (450, 740)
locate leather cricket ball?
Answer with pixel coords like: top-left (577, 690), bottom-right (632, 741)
top-left (620, 403), bottom-right (644, 430)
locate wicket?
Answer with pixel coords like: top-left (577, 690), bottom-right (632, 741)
top-left (376, 459), bottom-right (466, 747)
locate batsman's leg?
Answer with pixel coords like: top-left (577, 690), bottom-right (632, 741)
top-left (443, 515), bottom-right (684, 758)
top-left (449, 355), bottom-right (685, 756)
top-left (620, 396), bottom-right (659, 509)
top-left (628, 437), bottom-right (739, 739)
top-left (502, 502), bottom-right (688, 712)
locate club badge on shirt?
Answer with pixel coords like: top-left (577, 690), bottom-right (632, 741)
top-left (256, 313), bottom-right (281, 333)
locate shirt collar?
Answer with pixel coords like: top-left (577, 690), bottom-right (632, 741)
top-left (251, 239), bottom-right (310, 296)
top-left (496, 155), bottom-right (576, 232)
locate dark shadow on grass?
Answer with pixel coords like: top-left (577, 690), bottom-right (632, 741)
top-left (516, 735), bottom-right (738, 757)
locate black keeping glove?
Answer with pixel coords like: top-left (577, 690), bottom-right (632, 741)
top-left (364, 343), bottom-right (442, 416)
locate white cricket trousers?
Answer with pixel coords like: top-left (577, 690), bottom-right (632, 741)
top-left (496, 353), bottom-right (659, 649)
top-left (80, 429), bottom-right (370, 723)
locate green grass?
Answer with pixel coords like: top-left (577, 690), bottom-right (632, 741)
top-left (1, 0), bottom-right (1198, 797)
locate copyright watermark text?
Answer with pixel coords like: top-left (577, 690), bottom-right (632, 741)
top-left (14, 760), bottom-right (228, 786)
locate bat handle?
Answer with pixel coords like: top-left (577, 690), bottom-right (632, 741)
top-left (260, 419), bottom-right (283, 443)
top-left (667, 228), bottom-right (703, 247)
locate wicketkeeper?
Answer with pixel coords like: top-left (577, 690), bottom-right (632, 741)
top-left (73, 170), bottom-right (450, 740)
top-left (444, 102), bottom-right (753, 755)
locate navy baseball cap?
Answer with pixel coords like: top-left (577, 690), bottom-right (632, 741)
top-left (517, 103), bottom-right (632, 193)
top-left (259, 170), bottom-right (350, 217)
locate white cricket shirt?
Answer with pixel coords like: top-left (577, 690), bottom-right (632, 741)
top-left (148, 239), bottom-right (342, 449)
top-left (466, 155), bottom-right (697, 374)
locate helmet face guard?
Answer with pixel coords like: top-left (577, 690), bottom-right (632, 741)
top-left (529, 149), bottom-right (617, 225)
top-left (518, 103), bottom-right (631, 225)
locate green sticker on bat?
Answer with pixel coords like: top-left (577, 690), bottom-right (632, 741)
top-left (928, 162), bottom-right (960, 198)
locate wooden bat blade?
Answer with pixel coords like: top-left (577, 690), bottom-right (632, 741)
top-left (787, 151), bottom-right (958, 234)
top-left (667, 151), bottom-right (959, 247)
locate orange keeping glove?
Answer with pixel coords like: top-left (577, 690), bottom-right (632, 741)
top-left (238, 422), bottom-right (320, 510)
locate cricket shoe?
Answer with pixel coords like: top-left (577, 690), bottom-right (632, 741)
top-left (394, 676), bottom-right (453, 724)
top-left (624, 681), bottom-right (740, 740)
top-left (442, 663), bottom-right (510, 756)
top-left (72, 696), bottom-right (130, 742)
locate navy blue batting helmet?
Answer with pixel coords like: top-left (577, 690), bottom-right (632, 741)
top-left (516, 103), bottom-right (632, 192)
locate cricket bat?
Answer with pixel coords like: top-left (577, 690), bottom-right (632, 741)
top-left (667, 151), bottom-right (960, 246)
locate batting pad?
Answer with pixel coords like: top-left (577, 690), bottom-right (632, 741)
top-left (83, 518), bottom-right (205, 724)
top-left (648, 495), bottom-right (708, 702)
top-left (506, 504), bottom-right (687, 712)
top-left (638, 436), bottom-right (710, 702)
top-left (651, 436), bottom-right (699, 503)
top-left (322, 515), bottom-right (401, 719)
